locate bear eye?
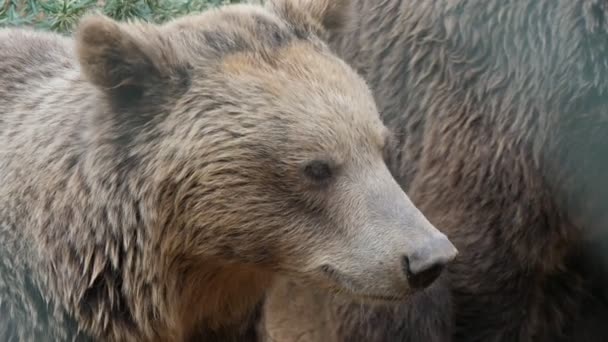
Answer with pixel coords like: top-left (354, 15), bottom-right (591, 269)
top-left (303, 160), bottom-right (333, 183)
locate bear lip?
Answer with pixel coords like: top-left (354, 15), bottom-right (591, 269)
top-left (355, 293), bottom-right (408, 302)
top-left (317, 264), bottom-right (411, 302)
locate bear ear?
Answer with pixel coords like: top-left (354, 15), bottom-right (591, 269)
top-left (268, 0), bottom-right (353, 33)
top-left (75, 15), bottom-right (170, 94)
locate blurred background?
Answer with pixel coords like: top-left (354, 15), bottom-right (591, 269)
top-left (0, 0), bottom-right (257, 33)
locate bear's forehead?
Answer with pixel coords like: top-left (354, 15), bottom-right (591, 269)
top-left (167, 4), bottom-right (373, 106)
top-left (217, 43), bottom-right (386, 147)
top-left (218, 41), bottom-right (375, 110)
top-left (163, 4), bottom-right (387, 148)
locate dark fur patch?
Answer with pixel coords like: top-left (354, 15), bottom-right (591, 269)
top-left (79, 261), bottom-right (137, 332)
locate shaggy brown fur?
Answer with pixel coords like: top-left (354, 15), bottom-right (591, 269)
top-left (262, 0), bottom-right (608, 341)
top-left (0, 0), bottom-right (459, 341)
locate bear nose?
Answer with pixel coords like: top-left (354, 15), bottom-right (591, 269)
top-left (402, 235), bottom-right (458, 289)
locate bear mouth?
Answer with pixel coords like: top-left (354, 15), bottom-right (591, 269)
top-left (356, 293), bottom-right (407, 302)
top-left (318, 264), bottom-right (410, 302)
top-left (327, 285), bottom-right (409, 303)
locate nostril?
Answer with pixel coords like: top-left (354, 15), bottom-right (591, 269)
top-left (402, 236), bottom-right (456, 289)
top-left (402, 255), bottom-right (412, 277)
top-left (402, 255), bottom-right (445, 289)
top-left (410, 263), bottom-right (444, 289)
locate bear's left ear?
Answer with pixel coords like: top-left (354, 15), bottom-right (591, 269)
top-left (75, 15), bottom-right (180, 97)
top-left (268, 0), bottom-right (353, 34)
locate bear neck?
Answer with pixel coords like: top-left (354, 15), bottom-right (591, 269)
top-left (163, 260), bottom-right (273, 340)
top-left (70, 152), bottom-right (275, 340)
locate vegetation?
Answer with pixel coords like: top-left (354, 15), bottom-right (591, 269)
top-left (0, 0), bottom-right (247, 33)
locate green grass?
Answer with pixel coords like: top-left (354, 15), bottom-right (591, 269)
top-left (0, 0), bottom-right (246, 33)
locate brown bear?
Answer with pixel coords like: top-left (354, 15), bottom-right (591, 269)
top-left (261, 0), bottom-right (608, 341)
top-left (0, 0), bottom-right (459, 341)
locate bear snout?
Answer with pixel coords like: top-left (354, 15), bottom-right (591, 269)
top-left (402, 235), bottom-right (458, 289)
